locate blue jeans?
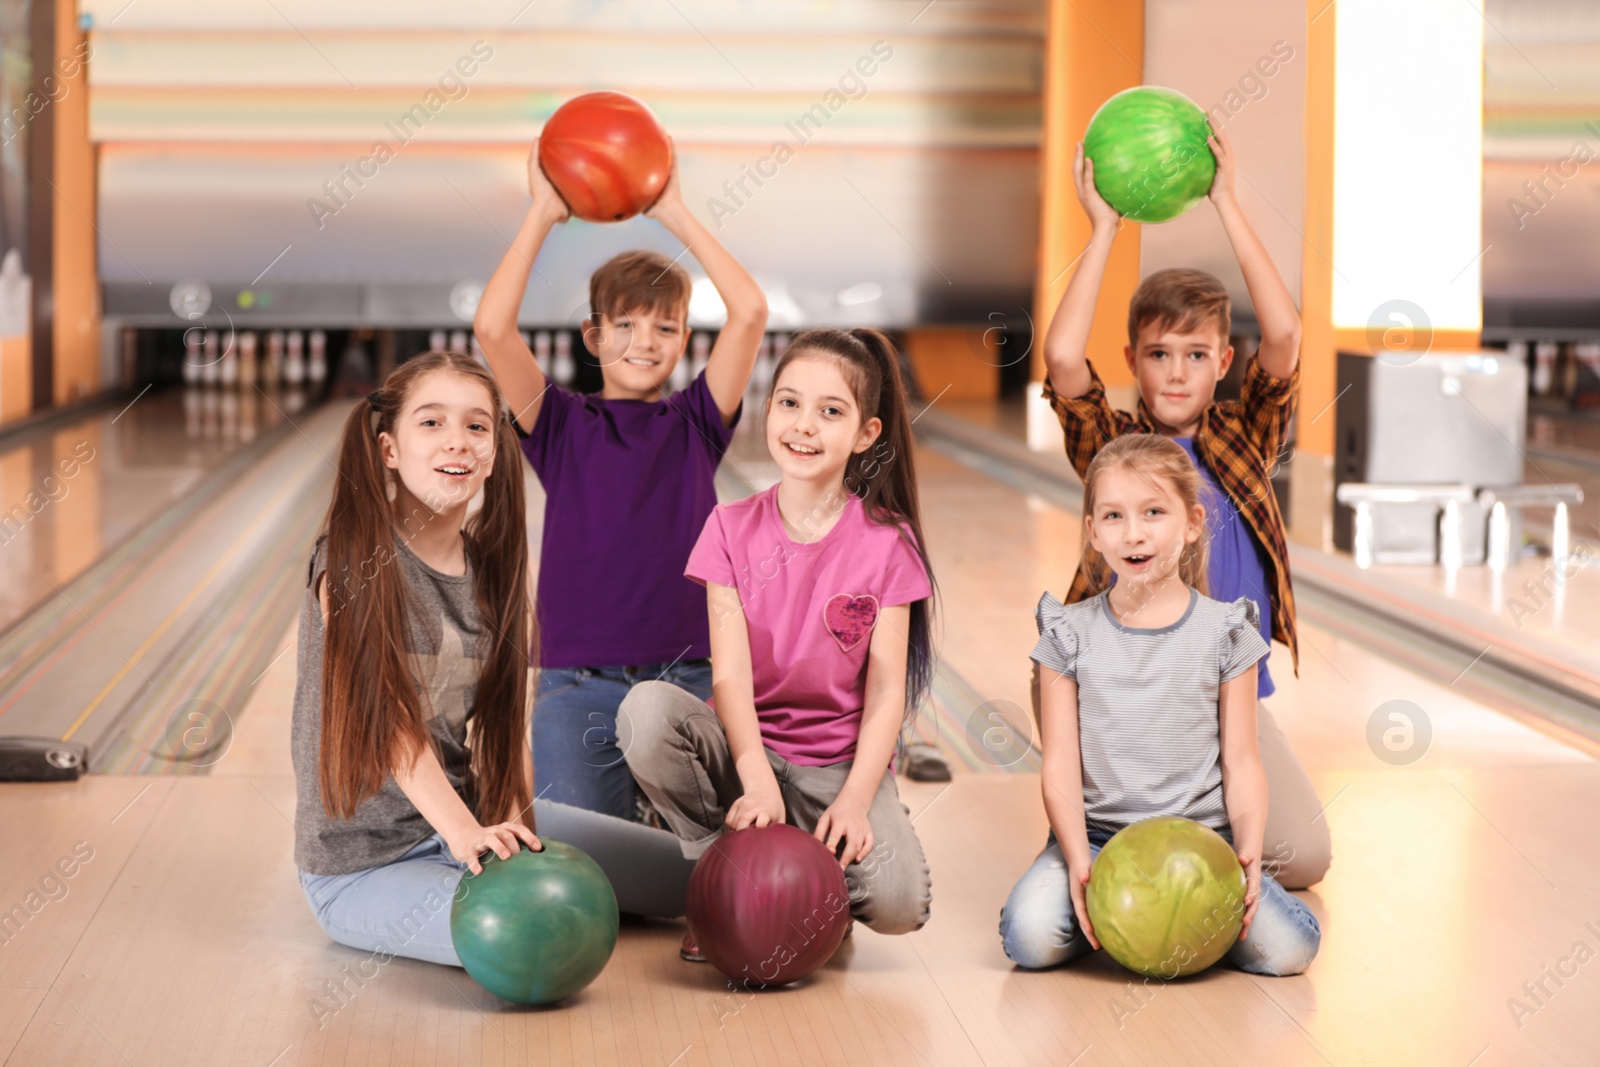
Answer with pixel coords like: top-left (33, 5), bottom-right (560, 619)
top-left (999, 830), bottom-right (1321, 976)
top-left (297, 800), bottom-right (699, 966)
top-left (534, 658), bottom-right (714, 820)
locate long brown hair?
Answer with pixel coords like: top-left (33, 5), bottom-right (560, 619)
top-left (770, 328), bottom-right (937, 719)
top-left (317, 351), bottom-right (533, 829)
top-left (1081, 433), bottom-right (1210, 597)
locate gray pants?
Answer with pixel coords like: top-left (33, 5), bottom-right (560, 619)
top-left (619, 680), bottom-right (932, 936)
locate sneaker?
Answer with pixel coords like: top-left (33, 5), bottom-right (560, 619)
top-left (903, 742), bottom-right (952, 782)
top-left (680, 931), bottom-right (706, 963)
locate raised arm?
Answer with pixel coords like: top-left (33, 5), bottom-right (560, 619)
top-left (473, 142), bottom-right (568, 435)
top-left (705, 581), bottom-right (785, 828)
top-left (1207, 127), bottom-right (1301, 381)
top-left (646, 152), bottom-right (767, 424)
top-left (1041, 143), bottom-right (1123, 400)
top-left (1038, 666), bottom-right (1099, 949)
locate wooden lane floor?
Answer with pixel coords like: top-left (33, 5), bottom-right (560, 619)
top-left (1, 429), bottom-right (1597, 1064)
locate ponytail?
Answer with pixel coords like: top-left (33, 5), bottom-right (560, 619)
top-left (770, 329), bottom-right (938, 723)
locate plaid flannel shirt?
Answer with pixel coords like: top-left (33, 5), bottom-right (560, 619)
top-left (1041, 355), bottom-right (1301, 677)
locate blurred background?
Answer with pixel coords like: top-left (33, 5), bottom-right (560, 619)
top-left (2, 0), bottom-right (1600, 753)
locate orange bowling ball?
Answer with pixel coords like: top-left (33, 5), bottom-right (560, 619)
top-left (538, 92), bottom-right (673, 223)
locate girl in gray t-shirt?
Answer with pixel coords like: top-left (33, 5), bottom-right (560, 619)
top-left (999, 434), bottom-right (1320, 977)
top-left (293, 352), bottom-right (697, 972)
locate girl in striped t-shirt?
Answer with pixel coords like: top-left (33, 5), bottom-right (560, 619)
top-left (999, 434), bottom-right (1320, 977)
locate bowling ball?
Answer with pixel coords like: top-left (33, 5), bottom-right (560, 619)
top-left (1083, 86), bottom-right (1216, 223)
top-left (451, 840), bottom-right (618, 1005)
top-left (538, 91), bottom-right (673, 222)
top-left (1085, 816), bottom-right (1246, 978)
top-left (687, 824), bottom-right (850, 988)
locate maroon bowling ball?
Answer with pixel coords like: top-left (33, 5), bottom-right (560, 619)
top-left (686, 824), bottom-right (851, 988)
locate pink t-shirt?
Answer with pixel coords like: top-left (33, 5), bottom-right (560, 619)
top-left (686, 485), bottom-right (933, 766)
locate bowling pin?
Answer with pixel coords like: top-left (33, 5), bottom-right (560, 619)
top-left (238, 331), bottom-right (258, 390)
top-left (449, 329), bottom-right (468, 356)
top-left (308, 329), bottom-right (328, 384)
top-left (201, 331), bottom-right (221, 386)
top-left (670, 341), bottom-right (691, 392)
top-left (183, 331), bottom-right (202, 385)
top-left (691, 330), bottom-right (711, 380)
top-left (286, 330), bottom-right (306, 385)
top-left (534, 331), bottom-right (552, 375)
top-left (754, 334), bottom-right (775, 397)
top-left (470, 334), bottom-right (487, 367)
top-left (1534, 340), bottom-right (1558, 397)
top-left (429, 329), bottom-right (448, 353)
top-left (266, 330), bottom-right (285, 387)
top-left (553, 332), bottom-right (575, 386)
top-left (220, 331), bottom-right (238, 387)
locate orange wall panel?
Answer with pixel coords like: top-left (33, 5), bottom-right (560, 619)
top-left (1032, 0), bottom-right (1143, 388)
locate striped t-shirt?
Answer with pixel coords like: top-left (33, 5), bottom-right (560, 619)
top-left (1029, 588), bottom-right (1269, 835)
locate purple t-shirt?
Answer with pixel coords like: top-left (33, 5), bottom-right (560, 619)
top-left (1174, 437), bottom-right (1275, 698)
top-left (517, 372), bottom-right (740, 668)
top-left (686, 486), bottom-right (933, 766)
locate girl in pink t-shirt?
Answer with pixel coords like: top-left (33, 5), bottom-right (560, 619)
top-left (621, 328), bottom-right (938, 960)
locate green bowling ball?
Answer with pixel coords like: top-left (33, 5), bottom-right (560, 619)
top-left (451, 840), bottom-right (618, 1005)
top-left (1085, 817), bottom-right (1246, 978)
top-left (1083, 86), bottom-right (1216, 223)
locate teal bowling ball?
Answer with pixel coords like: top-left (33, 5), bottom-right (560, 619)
top-left (1085, 816), bottom-right (1246, 978)
top-left (451, 840), bottom-right (619, 1005)
top-left (1083, 86), bottom-right (1217, 223)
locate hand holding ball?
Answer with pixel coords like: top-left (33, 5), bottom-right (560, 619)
top-left (1082, 86), bottom-right (1217, 223)
top-left (538, 92), bottom-right (673, 223)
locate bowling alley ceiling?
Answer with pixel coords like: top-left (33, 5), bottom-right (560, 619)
top-left (84, 0), bottom-right (1046, 328)
top-left (80, 0), bottom-right (1600, 329)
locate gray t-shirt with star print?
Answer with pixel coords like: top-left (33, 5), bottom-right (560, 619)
top-left (292, 533), bottom-right (485, 875)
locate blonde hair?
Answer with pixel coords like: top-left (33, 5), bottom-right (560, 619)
top-left (1081, 434), bottom-right (1209, 597)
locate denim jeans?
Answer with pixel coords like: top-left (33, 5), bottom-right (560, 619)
top-left (998, 829), bottom-right (1321, 976)
top-left (534, 658), bottom-right (714, 821)
top-left (297, 800), bottom-right (699, 966)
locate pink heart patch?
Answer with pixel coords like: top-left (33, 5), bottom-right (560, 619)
top-left (824, 594), bottom-right (880, 653)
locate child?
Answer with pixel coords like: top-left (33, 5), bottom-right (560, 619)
top-left (1036, 126), bottom-right (1330, 889)
top-left (474, 144), bottom-right (768, 822)
top-left (619, 329), bottom-right (935, 958)
top-left (1001, 434), bottom-right (1321, 976)
top-left (293, 352), bottom-right (699, 966)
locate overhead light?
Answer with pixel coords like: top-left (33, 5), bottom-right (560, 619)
top-left (837, 282), bottom-right (882, 306)
top-left (688, 276), bottom-right (728, 327)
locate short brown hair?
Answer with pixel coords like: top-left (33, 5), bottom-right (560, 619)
top-left (1127, 268), bottom-right (1231, 348)
top-left (589, 250), bottom-right (691, 324)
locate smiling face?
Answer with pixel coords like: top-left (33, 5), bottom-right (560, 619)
top-left (1085, 463), bottom-right (1205, 593)
top-left (765, 353), bottom-right (882, 489)
top-left (1124, 318), bottom-right (1234, 437)
top-left (378, 369), bottom-right (497, 517)
top-left (584, 302), bottom-right (689, 397)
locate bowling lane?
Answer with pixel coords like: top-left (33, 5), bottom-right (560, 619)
top-left (0, 386), bottom-right (315, 637)
top-left (197, 398), bottom-right (1600, 1066)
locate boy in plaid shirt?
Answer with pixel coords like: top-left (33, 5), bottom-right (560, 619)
top-left (1035, 127), bottom-right (1329, 889)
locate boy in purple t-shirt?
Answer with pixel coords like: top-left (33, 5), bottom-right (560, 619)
top-left (475, 143), bottom-right (768, 821)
